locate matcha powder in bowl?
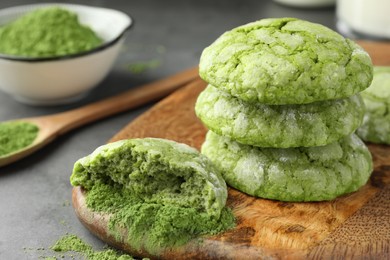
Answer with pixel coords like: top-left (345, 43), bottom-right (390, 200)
top-left (0, 7), bottom-right (103, 58)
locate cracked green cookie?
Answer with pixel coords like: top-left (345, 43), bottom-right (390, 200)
top-left (357, 66), bottom-right (390, 144)
top-left (202, 131), bottom-right (373, 202)
top-left (199, 17), bottom-right (373, 105)
top-left (70, 138), bottom-right (228, 217)
top-left (195, 85), bottom-right (365, 148)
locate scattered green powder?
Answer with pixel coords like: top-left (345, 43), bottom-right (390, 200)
top-left (62, 200), bottom-right (71, 207)
top-left (0, 121), bottom-right (38, 156)
top-left (156, 45), bottom-right (166, 54)
top-left (127, 60), bottom-right (161, 74)
top-left (51, 234), bottom-right (146, 260)
top-left (85, 182), bottom-right (234, 254)
top-left (0, 7), bottom-right (103, 58)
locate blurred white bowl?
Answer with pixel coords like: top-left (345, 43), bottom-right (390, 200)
top-left (0, 3), bottom-right (132, 105)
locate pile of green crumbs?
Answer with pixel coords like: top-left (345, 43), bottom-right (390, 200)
top-left (0, 7), bottom-right (102, 57)
top-left (50, 234), bottom-right (148, 260)
top-left (0, 121), bottom-right (38, 156)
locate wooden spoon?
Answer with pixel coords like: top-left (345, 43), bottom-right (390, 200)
top-left (0, 67), bottom-right (199, 167)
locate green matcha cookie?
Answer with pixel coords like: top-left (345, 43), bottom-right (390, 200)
top-left (199, 17), bottom-right (373, 105)
top-left (196, 85), bottom-right (365, 148)
top-left (202, 131), bottom-right (372, 202)
top-left (357, 66), bottom-right (390, 144)
top-left (70, 138), bottom-right (227, 217)
top-left (71, 138), bottom-right (235, 253)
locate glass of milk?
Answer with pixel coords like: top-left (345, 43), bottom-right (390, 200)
top-left (274, 0), bottom-right (335, 8)
top-left (337, 0), bottom-right (390, 39)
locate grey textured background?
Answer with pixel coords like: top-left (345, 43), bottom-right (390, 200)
top-left (0, 1), bottom-right (336, 259)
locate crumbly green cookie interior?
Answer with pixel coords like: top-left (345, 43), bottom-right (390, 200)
top-left (357, 66), bottom-right (390, 144)
top-left (202, 131), bottom-right (373, 202)
top-left (70, 138), bottom-right (235, 254)
top-left (196, 85), bottom-right (365, 148)
top-left (199, 17), bottom-right (373, 105)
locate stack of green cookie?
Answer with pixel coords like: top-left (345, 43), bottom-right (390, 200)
top-left (357, 66), bottom-right (390, 144)
top-left (195, 18), bottom-right (374, 202)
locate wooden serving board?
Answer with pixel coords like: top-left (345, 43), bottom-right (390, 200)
top-left (73, 41), bottom-right (390, 259)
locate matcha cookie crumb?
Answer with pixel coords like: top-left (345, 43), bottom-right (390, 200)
top-left (357, 66), bottom-right (390, 144)
top-left (196, 85), bottom-right (365, 148)
top-left (199, 17), bottom-right (373, 104)
top-left (202, 131), bottom-right (373, 202)
top-left (86, 182), bottom-right (235, 254)
top-left (71, 138), bottom-right (228, 217)
top-left (71, 138), bottom-right (235, 255)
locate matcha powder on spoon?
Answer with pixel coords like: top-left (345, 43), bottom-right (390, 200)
top-left (0, 121), bottom-right (38, 156)
top-left (0, 7), bottom-right (103, 58)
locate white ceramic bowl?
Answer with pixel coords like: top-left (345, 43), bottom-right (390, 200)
top-left (0, 3), bottom-right (132, 105)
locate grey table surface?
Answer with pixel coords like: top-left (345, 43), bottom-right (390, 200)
top-left (0, 1), bottom-right (337, 259)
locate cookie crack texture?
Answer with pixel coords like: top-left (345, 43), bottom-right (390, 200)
top-left (195, 85), bottom-right (365, 148)
top-left (199, 17), bottom-right (373, 105)
top-left (202, 131), bottom-right (373, 202)
top-left (70, 138), bottom-right (227, 218)
top-left (357, 66), bottom-right (390, 144)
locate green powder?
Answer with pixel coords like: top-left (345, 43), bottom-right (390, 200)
top-left (51, 235), bottom-right (91, 254)
top-left (51, 234), bottom-right (144, 260)
top-left (85, 182), bottom-right (234, 254)
top-left (0, 121), bottom-right (38, 156)
top-left (70, 138), bottom-right (235, 255)
top-left (0, 7), bottom-right (102, 58)
top-left (127, 60), bottom-right (161, 74)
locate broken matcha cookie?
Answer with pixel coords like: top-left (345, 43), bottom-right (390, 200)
top-left (202, 131), bottom-right (372, 202)
top-left (70, 138), bottom-right (235, 254)
top-left (357, 66), bottom-right (390, 144)
top-left (199, 17), bottom-right (373, 105)
top-left (196, 85), bottom-right (365, 148)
